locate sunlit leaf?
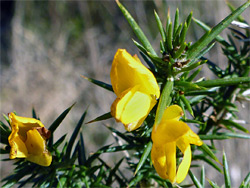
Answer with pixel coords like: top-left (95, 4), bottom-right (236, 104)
top-left (187, 1), bottom-right (250, 59)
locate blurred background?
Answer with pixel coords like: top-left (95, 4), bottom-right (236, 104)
top-left (1, 0), bottom-right (249, 187)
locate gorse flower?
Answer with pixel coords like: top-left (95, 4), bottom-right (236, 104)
top-left (110, 49), bottom-right (160, 131)
top-left (8, 113), bottom-right (52, 166)
top-left (151, 105), bottom-right (202, 183)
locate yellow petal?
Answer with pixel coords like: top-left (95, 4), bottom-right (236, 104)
top-left (8, 124), bottom-right (28, 159)
top-left (151, 142), bottom-right (176, 182)
top-left (176, 144), bottom-right (192, 183)
top-left (175, 130), bottom-right (202, 183)
top-left (184, 129), bottom-right (203, 146)
top-left (25, 129), bottom-right (46, 155)
top-left (25, 129), bottom-right (52, 166)
top-left (9, 112), bottom-right (44, 139)
top-left (26, 151), bottom-right (52, 167)
top-left (111, 86), bottom-right (156, 131)
top-left (162, 105), bottom-right (184, 121)
top-left (110, 49), bottom-right (160, 98)
top-left (177, 129), bottom-right (203, 148)
top-left (152, 120), bottom-right (190, 145)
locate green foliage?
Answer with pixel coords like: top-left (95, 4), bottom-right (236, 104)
top-left (1, 0), bottom-right (250, 187)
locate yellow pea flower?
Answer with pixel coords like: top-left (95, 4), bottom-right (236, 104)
top-left (151, 105), bottom-right (202, 183)
top-left (110, 49), bottom-right (160, 131)
top-left (8, 112), bottom-right (52, 166)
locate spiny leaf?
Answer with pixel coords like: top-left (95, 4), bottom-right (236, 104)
top-left (78, 133), bottom-right (86, 165)
top-left (48, 104), bottom-right (74, 147)
top-left (180, 95), bottom-right (194, 116)
top-left (192, 17), bottom-right (228, 45)
top-left (175, 60), bottom-right (207, 75)
top-left (2, 114), bottom-right (10, 126)
top-left (223, 151), bottom-right (231, 188)
top-left (160, 40), bottom-right (165, 52)
top-left (193, 155), bottom-right (223, 173)
top-left (185, 89), bottom-right (217, 96)
top-left (174, 81), bottom-right (204, 90)
top-left (183, 119), bottom-right (205, 125)
top-left (134, 141), bottom-right (152, 175)
top-left (166, 22), bottom-right (173, 51)
top-left (220, 119), bottom-right (249, 133)
top-left (87, 112), bottom-right (112, 124)
top-left (139, 51), bottom-right (157, 73)
top-left (188, 170), bottom-right (203, 188)
top-left (218, 132), bottom-right (250, 139)
top-left (207, 179), bottom-right (221, 188)
top-left (199, 143), bottom-right (220, 164)
top-left (186, 11), bottom-right (193, 28)
top-left (166, 9), bottom-right (171, 36)
top-left (116, 0), bottom-right (156, 55)
top-left (200, 165), bottom-right (205, 187)
top-left (53, 134), bottom-right (67, 149)
top-left (173, 8), bottom-right (179, 39)
top-left (154, 10), bottom-right (166, 42)
top-left (196, 77), bottom-right (250, 87)
top-left (187, 1), bottom-right (250, 59)
top-left (155, 78), bottom-right (173, 128)
top-left (32, 107), bottom-right (38, 119)
top-left (173, 42), bottom-right (187, 59)
top-left (186, 68), bottom-right (202, 82)
top-left (226, 1), bottom-right (245, 22)
top-left (174, 23), bottom-right (183, 46)
top-left (81, 75), bottom-right (113, 92)
top-left (106, 158), bottom-right (124, 186)
top-left (0, 120), bottom-right (10, 133)
top-left (65, 110), bottom-right (87, 159)
top-left (187, 42), bottom-right (215, 66)
top-left (49, 103), bottom-right (75, 133)
top-left (133, 40), bottom-right (157, 72)
top-left (199, 134), bottom-right (229, 140)
top-left (179, 22), bottom-right (188, 47)
top-left (240, 172), bottom-right (250, 188)
top-left (128, 173), bottom-right (144, 187)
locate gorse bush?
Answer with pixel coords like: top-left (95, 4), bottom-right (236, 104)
top-left (1, 0), bottom-right (250, 187)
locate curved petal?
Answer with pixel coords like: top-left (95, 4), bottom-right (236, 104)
top-left (8, 124), bottom-right (28, 159)
top-left (182, 129), bottom-right (203, 146)
top-left (162, 105), bottom-right (184, 121)
top-left (176, 129), bottom-right (202, 183)
top-left (26, 151), bottom-right (52, 167)
top-left (176, 144), bottom-right (191, 183)
top-left (152, 120), bottom-right (190, 145)
top-left (110, 49), bottom-right (160, 98)
top-left (25, 129), bottom-right (46, 155)
top-left (25, 129), bottom-right (52, 166)
top-left (151, 142), bottom-right (176, 183)
top-left (111, 86), bottom-right (156, 131)
top-left (9, 112), bottom-right (44, 139)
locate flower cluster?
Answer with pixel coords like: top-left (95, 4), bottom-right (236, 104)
top-left (109, 49), bottom-right (202, 183)
top-left (7, 49), bottom-right (202, 183)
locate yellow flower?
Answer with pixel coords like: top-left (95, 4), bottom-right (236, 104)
top-left (151, 105), bottom-right (202, 183)
top-left (110, 49), bottom-right (160, 131)
top-left (8, 112), bottom-right (52, 166)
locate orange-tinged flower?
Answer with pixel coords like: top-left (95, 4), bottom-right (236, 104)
top-left (110, 49), bottom-right (160, 131)
top-left (151, 105), bottom-right (202, 183)
top-left (8, 112), bottom-right (52, 166)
